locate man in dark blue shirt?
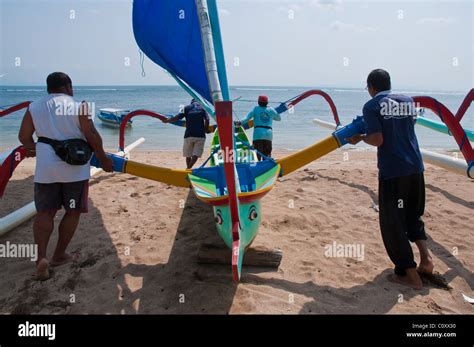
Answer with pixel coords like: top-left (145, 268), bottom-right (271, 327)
top-left (164, 99), bottom-right (210, 169)
top-left (347, 69), bottom-right (433, 290)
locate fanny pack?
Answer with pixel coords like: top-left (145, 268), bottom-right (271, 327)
top-left (255, 125), bottom-right (272, 130)
top-left (38, 137), bottom-right (93, 165)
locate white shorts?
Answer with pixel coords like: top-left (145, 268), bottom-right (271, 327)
top-left (183, 137), bottom-right (206, 157)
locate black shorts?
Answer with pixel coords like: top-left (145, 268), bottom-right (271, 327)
top-left (253, 139), bottom-right (272, 159)
top-left (34, 180), bottom-right (89, 213)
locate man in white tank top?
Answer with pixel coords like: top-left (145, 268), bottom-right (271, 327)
top-left (18, 72), bottom-right (113, 281)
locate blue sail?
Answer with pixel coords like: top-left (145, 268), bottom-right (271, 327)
top-left (133, 0), bottom-right (229, 106)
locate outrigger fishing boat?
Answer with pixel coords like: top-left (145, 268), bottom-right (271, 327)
top-left (92, 0), bottom-right (366, 281)
top-left (97, 108), bottom-right (132, 127)
top-left (1, 0), bottom-right (472, 282)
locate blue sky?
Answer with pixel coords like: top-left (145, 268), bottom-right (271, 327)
top-left (0, 0), bottom-right (472, 91)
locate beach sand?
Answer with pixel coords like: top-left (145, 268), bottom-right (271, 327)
top-left (0, 149), bottom-right (473, 314)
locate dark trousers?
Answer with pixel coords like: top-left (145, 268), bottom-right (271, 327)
top-left (379, 172), bottom-right (427, 276)
top-left (253, 139), bottom-right (272, 161)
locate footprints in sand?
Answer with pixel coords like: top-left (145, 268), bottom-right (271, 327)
top-left (79, 257), bottom-right (97, 268)
top-left (130, 223), bottom-right (164, 242)
top-left (118, 177), bottom-right (139, 183)
top-left (45, 300), bottom-right (70, 310)
top-left (303, 168), bottom-right (316, 175)
top-left (299, 260), bottom-right (317, 275)
top-left (441, 209), bottom-right (455, 215)
top-left (301, 260), bottom-right (315, 267)
top-left (275, 214), bottom-right (312, 230)
top-left (130, 189), bottom-right (155, 198)
top-left (427, 299), bottom-right (444, 313)
top-left (301, 175), bottom-right (318, 182)
top-left (117, 205), bottom-right (129, 214)
top-left (7, 251), bottom-right (106, 314)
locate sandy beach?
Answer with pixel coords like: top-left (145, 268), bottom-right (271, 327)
top-left (0, 149), bottom-right (473, 314)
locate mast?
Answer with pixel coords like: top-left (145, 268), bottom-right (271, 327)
top-left (196, 0), bottom-right (242, 280)
top-left (207, 0), bottom-right (230, 101)
top-left (195, 0), bottom-right (223, 103)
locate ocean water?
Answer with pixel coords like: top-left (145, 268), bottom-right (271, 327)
top-left (1, 85), bottom-right (472, 151)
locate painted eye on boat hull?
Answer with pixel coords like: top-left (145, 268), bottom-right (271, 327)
top-left (215, 211), bottom-right (223, 225)
top-left (249, 206), bottom-right (258, 220)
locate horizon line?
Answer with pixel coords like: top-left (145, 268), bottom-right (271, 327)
top-left (0, 84), bottom-right (470, 94)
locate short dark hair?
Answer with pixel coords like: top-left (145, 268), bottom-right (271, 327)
top-left (258, 101), bottom-right (268, 107)
top-left (367, 69), bottom-right (391, 92)
top-left (46, 72), bottom-right (72, 93)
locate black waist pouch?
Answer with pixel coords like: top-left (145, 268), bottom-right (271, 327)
top-left (38, 136), bottom-right (93, 165)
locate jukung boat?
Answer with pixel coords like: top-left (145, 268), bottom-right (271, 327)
top-left (89, 0), bottom-right (367, 281)
top-left (97, 108), bottom-right (132, 127)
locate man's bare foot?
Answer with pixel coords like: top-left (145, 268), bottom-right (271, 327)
top-left (387, 269), bottom-right (423, 290)
top-left (417, 256), bottom-right (434, 274)
top-left (50, 252), bottom-right (81, 267)
top-left (34, 258), bottom-right (50, 281)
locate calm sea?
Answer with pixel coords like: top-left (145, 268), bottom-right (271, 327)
top-left (1, 85), bottom-right (472, 151)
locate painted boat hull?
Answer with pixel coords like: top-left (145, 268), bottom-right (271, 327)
top-left (98, 113), bottom-right (132, 128)
top-left (213, 201), bottom-right (261, 250)
top-left (188, 126), bottom-right (280, 254)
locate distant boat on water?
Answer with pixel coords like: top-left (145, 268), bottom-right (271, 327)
top-left (97, 108), bottom-right (132, 127)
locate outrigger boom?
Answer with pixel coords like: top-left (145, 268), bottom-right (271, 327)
top-left (0, 138), bottom-right (145, 236)
top-left (313, 117), bottom-right (474, 179)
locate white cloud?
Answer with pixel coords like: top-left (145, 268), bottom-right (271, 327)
top-left (416, 17), bottom-right (454, 25)
top-left (330, 20), bottom-right (377, 33)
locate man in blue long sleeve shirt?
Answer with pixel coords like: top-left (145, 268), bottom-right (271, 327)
top-left (236, 95), bottom-right (281, 161)
top-left (347, 69), bottom-right (434, 290)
